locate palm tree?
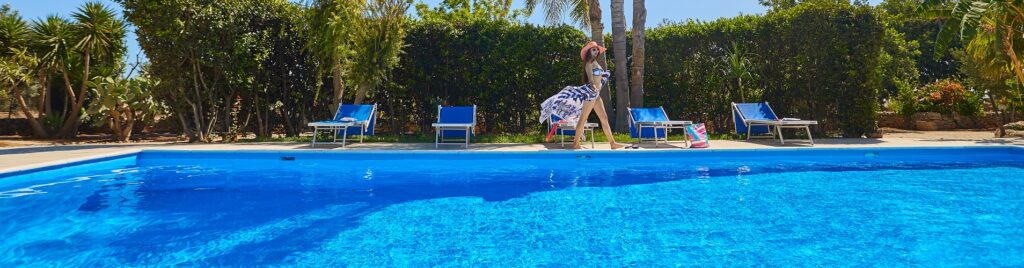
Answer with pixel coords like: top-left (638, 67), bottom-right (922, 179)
top-left (922, 0), bottom-right (1024, 136)
top-left (610, 0), bottom-right (628, 131)
top-left (30, 15), bottom-right (74, 122)
top-left (925, 1), bottom-right (1024, 84)
top-left (57, 2), bottom-right (125, 138)
top-left (522, 0), bottom-right (591, 30)
top-left (629, 0), bottom-right (645, 108)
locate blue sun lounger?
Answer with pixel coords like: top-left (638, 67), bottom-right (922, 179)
top-left (432, 105), bottom-right (476, 148)
top-left (307, 104), bottom-right (377, 148)
top-left (732, 102), bottom-right (817, 145)
top-left (628, 107), bottom-right (693, 147)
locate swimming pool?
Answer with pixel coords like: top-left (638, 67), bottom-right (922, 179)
top-left (1, 147), bottom-right (1023, 266)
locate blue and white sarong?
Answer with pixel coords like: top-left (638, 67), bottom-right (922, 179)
top-left (538, 84), bottom-right (599, 124)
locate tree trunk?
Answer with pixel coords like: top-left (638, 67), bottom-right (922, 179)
top-left (332, 59), bottom-right (345, 109)
top-left (59, 66), bottom-right (76, 123)
top-left (587, 0), bottom-right (614, 128)
top-left (610, 0), bottom-right (629, 132)
top-left (37, 70), bottom-right (48, 117)
top-left (11, 83), bottom-right (49, 138)
top-left (57, 51), bottom-right (91, 139)
top-left (630, 0), bottom-right (646, 108)
top-left (121, 107), bottom-right (134, 142)
top-left (354, 82), bottom-right (370, 104)
top-left (987, 91), bottom-right (1006, 137)
top-left (254, 93), bottom-right (270, 138)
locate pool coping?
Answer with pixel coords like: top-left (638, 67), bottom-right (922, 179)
top-left (2, 144), bottom-right (1022, 178)
top-left (0, 149), bottom-right (143, 178)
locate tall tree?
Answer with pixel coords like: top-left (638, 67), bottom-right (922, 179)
top-left (415, 0), bottom-right (516, 21)
top-left (610, 0), bottom-right (628, 131)
top-left (587, 0), bottom-right (613, 123)
top-left (0, 11), bottom-right (48, 137)
top-left (522, 0), bottom-right (589, 28)
top-left (58, 2), bottom-right (126, 138)
top-left (629, 0), bottom-right (645, 108)
top-left (30, 16), bottom-right (75, 121)
top-left (349, 0), bottom-right (411, 104)
top-left (307, 0), bottom-right (362, 110)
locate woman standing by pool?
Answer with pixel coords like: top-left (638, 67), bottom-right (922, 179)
top-left (540, 41), bottom-right (626, 149)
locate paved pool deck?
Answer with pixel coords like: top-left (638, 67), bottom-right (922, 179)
top-left (2, 135), bottom-right (1022, 175)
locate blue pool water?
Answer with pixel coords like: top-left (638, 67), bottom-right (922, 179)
top-left (1, 147), bottom-right (1024, 266)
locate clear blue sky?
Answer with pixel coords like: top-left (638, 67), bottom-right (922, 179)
top-left (6, 0), bottom-right (883, 68)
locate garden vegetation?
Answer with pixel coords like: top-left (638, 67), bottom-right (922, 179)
top-left (2, 0), bottom-right (1024, 142)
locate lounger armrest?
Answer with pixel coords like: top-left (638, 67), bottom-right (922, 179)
top-left (308, 121), bottom-right (356, 127)
top-left (557, 122), bottom-right (598, 129)
top-left (778, 120), bottom-right (817, 125)
top-left (744, 119), bottom-right (817, 125)
top-left (432, 123), bottom-right (474, 128)
top-left (634, 120), bottom-right (693, 126)
top-left (743, 119), bottom-right (781, 125)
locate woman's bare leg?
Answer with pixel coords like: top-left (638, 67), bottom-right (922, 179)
top-left (592, 97), bottom-right (626, 149)
top-left (572, 101), bottom-right (597, 149)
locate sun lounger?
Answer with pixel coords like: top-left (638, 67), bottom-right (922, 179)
top-left (432, 105), bottom-right (476, 148)
top-left (628, 107), bottom-right (693, 147)
top-left (307, 104), bottom-right (377, 148)
top-left (731, 102), bottom-right (817, 145)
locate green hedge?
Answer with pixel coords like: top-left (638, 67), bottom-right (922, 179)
top-left (372, 3), bottom-right (884, 137)
top-left (635, 3), bottom-right (884, 137)
top-left (374, 20), bottom-right (587, 134)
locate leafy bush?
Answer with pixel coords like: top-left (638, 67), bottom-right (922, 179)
top-left (121, 1), bottom-right (891, 139)
top-left (637, 3), bottom-right (884, 137)
top-left (889, 79), bottom-right (984, 117)
top-left (375, 19), bottom-right (586, 134)
top-left (886, 81), bottom-right (918, 116)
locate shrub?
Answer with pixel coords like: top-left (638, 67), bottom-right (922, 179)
top-left (636, 3), bottom-right (884, 137)
top-left (375, 19), bottom-right (586, 134)
top-left (892, 79), bottom-right (984, 117)
top-left (376, 3), bottom-right (886, 137)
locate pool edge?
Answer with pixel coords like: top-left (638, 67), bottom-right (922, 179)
top-left (0, 149), bottom-right (141, 178)
top-left (3, 144), bottom-right (1021, 177)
